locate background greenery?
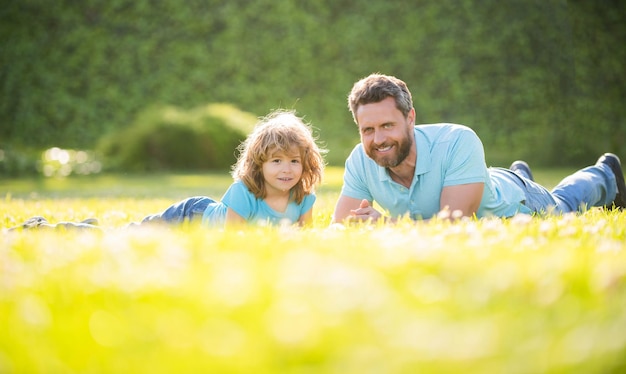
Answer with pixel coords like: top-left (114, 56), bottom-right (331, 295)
top-left (1, 0), bottom-right (625, 172)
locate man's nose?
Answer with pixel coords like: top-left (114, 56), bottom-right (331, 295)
top-left (373, 129), bottom-right (386, 144)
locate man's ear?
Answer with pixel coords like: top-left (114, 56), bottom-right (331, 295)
top-left (407, 108), bottom-right (416, 125)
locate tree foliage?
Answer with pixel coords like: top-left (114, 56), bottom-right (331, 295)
top-left (1, 0), bottom-right (625, 167)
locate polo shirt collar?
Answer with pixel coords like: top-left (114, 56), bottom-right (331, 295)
top-left (414, 127), bottom-right (432, 176)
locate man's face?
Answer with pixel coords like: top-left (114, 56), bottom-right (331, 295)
top-left (355, 97), bottom-right (415, 168)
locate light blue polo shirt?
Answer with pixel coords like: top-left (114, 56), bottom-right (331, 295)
top-left (202, 180), bottom-right (316, 226)
top-left (341, 123), bottom-right (530, 219)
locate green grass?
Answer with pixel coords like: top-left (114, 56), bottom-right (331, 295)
top-left (1, 168), bottom-right (625, 373)
top-left (0, 166), bottom-right (569, 228)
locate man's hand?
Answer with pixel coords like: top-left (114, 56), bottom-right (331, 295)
top-left (349, 199), bottom-right (383, 222)
top-left (332, 195), bottom-right (387, 224)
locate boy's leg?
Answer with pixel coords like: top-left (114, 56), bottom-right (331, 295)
top-left (140, 196), bottom-right (214, 225)
top-left (550, 156), bottom-right (619, 212)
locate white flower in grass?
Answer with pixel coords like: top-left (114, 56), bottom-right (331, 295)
top-left (510, 213), bottom-right (533, 225)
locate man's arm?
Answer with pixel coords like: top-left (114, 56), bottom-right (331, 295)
top-left (333, 183), bottom-right (483, 224)
top-left (332, 195), bottom-right (383, 223)
top-left (439, 183), bottom-right (484, 218)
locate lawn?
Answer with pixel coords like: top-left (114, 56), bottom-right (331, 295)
top-left (1, 167), bottom-right (625, 373)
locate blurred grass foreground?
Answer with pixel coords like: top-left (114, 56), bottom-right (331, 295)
top-left (1, 169), bottom-right (626, 373)
top-left (1, 211), bottom-right (626, 372)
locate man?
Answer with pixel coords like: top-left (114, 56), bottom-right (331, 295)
top-left (332, 73), bottom-right (626, 223)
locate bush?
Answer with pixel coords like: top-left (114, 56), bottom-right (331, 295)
top-left (98, 104), bottom-right (255, 172)
top-left (0, 145), bottom-right (39, 177)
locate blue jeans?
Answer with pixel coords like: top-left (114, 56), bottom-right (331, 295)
top-left (140, 196), bottom-right (214, 224)
top-left (505, 163), bottom-right (617, 214)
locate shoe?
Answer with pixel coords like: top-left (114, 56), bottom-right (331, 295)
top-left (55, 218), bottom-right (101, 231)
top-left (510, 160), bottom-right (534, 181)
top-left (597, 153), bottom-right (626, 209)
top-left (7, 216), bottom-right (49, 231)
top-left (6, 216), bottom-right (100, 232)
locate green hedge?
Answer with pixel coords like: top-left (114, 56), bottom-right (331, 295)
top-left (1, 0), bottom-right (625, 169)
top-left (97, 104), bottom-right (255, 172)
top-left (0, 144), bottom-right (39, 177)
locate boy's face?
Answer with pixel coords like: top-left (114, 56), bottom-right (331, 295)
top-left (262, 146), bottom-right (303, 194)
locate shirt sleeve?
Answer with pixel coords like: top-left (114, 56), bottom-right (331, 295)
top-left (340, 145), bottom-right (374, 201)
top-left (300, 193), bottom-right (316, 215)
top-left (220, 181), bottom-right (258, 220)
top-left (442, 126), bottom-right (488, 186)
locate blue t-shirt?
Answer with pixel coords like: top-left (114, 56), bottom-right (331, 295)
top-left (202, 180), bottom-right (316, 226)
top-left (341, 123), bottom-right (530, 219)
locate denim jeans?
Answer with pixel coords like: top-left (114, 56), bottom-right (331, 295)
top-left (505, 163), bottom-right (617, 214)
top-left (139, 196), bottom-right (214, 224)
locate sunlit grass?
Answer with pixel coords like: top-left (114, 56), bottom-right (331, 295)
top-left (1, 169), bottom-right (625, 373)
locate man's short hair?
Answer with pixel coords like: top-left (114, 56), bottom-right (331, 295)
top-left (348, 73), bottom-right (413, 123)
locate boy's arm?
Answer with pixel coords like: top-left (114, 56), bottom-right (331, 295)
top-left (224, 207), bottom-right (247, 229)
top-left (297, 208), bottom-right (313, 226)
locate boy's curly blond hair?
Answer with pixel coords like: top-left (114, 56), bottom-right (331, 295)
top-left (232, 110), bottom-right (326, 204)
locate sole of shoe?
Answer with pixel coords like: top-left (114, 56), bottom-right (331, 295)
top-left (598, 153), bottom-right (626, 209)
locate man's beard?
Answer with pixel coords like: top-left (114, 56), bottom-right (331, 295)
top-left (366, 130), bottom-right (412, 168)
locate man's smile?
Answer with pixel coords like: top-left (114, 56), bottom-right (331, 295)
top-left (375, 145), bottom-right (393, 153)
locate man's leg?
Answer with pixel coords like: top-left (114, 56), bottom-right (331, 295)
top-left (510, 160), bottom-right (534, 181)
top-left (493, 167), bottom-right (560, 214)
top-left (550, 154), bottom-right (622, 212)
top-left (597, 153), bottom-right (626, 208)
